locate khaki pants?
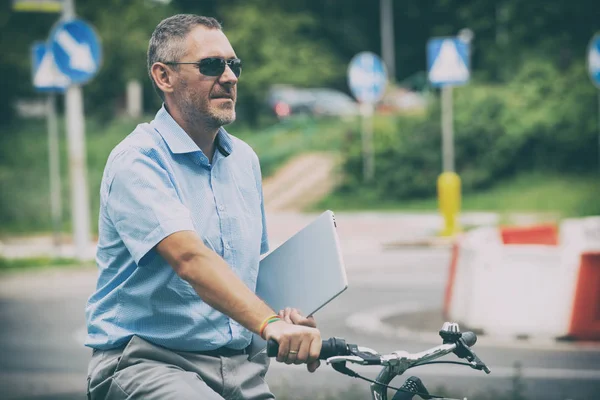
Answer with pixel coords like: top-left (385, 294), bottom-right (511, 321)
top-left (87, 336), bottom-right (275, 400)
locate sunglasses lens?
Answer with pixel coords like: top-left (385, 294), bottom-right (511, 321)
top-left (229, 60), bottom-right (242, 77)
top-left (198, 58), bottom-right (242, 77)
top-left (199, 58), bottom-right (226, 76)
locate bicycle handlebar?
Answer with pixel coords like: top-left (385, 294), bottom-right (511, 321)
top-left (266, 323), bottom-right (490, 400)
top-left (266, 331), bottom-right (484, 369)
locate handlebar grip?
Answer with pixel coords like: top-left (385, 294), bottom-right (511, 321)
top-left (266, 337), bottom-right (349, 359)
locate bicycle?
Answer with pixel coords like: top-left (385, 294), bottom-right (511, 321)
top-left (267, 322), bottom-right (491, 400)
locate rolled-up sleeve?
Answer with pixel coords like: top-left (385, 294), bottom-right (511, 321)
top-left (106, 150), bottom-right (195, 265)
top-left (259, 189), bottom-right (269, 256)
top-left (252, 152), bottom-right (269, 256)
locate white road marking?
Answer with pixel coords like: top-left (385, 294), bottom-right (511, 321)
top-left (346, 305), bottom-right (600, 352)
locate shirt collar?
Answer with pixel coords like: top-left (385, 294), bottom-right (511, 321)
top-left (152, 105), bottom-right (234, 157)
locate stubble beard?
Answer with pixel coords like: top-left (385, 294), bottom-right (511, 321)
top-left (178, 81), bottom-right (236, 129)
top-left (207, 100), bottom-right (236, 127)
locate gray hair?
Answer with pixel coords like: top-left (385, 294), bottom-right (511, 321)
top-left (147, 14), bottom-right (222, 99)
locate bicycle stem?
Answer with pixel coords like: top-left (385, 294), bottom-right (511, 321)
top-left (370, 343), bottom-right (457, 400)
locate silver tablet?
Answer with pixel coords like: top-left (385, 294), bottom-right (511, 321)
top-left (248, 210), bottom-right (348, 359)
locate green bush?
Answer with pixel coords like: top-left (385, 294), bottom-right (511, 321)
top-left (339, 59), bottom-right (598, 201)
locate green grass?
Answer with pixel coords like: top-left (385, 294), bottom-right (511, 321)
top-left (233, 115), bottom-right (357, 177)
top-left (2, 114), bottom-right (598, 235)
top-left (0, 115), bottom-right (145, 235)
top-left (0, 115), bottom-right (356, 235)
top-left (0, 256), bottom-right (89, 272)
top-left (317, 172), bottom-right (600, 219)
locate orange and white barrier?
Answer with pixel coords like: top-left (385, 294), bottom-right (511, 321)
top-left (443, 217), bottom-right (600, 340)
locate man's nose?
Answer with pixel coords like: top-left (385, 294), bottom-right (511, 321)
top-left (219, 65), bottom-right (238, 86)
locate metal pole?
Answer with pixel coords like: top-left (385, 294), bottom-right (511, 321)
top-left (62, 0), bottom-right (74, 18)
top-left (47, 94), bottom-right (63, 254)
top-left (380, 0), bottom-right (396, 82)
top-left (62, 0), bottom-right (91, 260)
top-left (65, 85), bottom-right (91, 260)
top-left (361, 104), bottom-right (375, 182)
top-left (598, 90), bottom-right (600, 175)
top-left (441, 86), bottom-right (455, 172)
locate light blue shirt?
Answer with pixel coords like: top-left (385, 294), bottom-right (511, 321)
top-left (85, 105), bottom-right (269, 352)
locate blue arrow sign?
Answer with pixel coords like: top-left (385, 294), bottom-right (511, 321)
top-left (32, 41), bottom-right (69, 92)
top-left (588, 34), bottom-right (600, 89)
top-left (427, 37), bottom-right (470, 87)
top-left (50, 19), bottom-right (102, 84)
top-left (348, 52), bottom-right (388, 104)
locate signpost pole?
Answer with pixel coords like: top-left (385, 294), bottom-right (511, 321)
top-left (380, 0), bottom-right (396, 82)
top-left (428, 37), bottom-right (470, 236)
top-left (441, 85), bottom-right (454, 172)
top-left (17, 0), bottom-right (65, 258)
top-left (62, 0), bottom-right (74, 17)
top-left (439, 85), bottom-right (460, 236)
top-left (361, 103), bottom-right (375, 182)
top-left (348, 52), bottom-right (387, 184)
top-left (46, 93), bottom-right (63, 254)
top-left (62, 0), bottom-right (92, 260)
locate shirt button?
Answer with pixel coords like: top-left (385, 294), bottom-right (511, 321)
top-left (218, 205), bottom-right (225, 211)
top-left (224, 243), bottom-right (231, 250)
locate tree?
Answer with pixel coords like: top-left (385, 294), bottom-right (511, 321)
top-left (0, 2), bottom-right (58, 126)
top-left (77, 0), bottom-right (177, 118)
top-left (214, 1), bottom-right (346, 124)
top-left (2, 0), bottom-right (600, 126)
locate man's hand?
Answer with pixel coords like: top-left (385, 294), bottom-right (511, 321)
top-left (278, 307), bottom-right (317, 328)
top-left (262, 317), bottom-right (321, 373)
top-left (276, 308), bottom-right (320, 372)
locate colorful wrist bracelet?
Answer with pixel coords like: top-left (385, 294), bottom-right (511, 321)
top-left (259, 315), bottom-right (281, 339)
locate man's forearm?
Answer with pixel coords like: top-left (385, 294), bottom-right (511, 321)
top-left (179, 249), bottom-right (275, 335)
top-left (156, 230), bottom-right (322, 369)
top-left (156, 230), bottom-right (275, 335)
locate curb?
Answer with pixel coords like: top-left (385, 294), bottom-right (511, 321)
top-left (382, 235), bottom-right (455, 249)
top-left (345, 304), bottom-right (600, 352)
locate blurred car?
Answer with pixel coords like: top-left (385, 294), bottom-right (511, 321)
top-left (378, 86), bottom-right (428, 115)
top-left (266, 85), bottom-right (359, 119)
top-left (305, 88), bottom-right (359, 117)
top-left (266, 85), bottom-right (315, 119)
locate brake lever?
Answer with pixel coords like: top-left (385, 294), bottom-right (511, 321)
top-left (347, 344), bottom-right (382, 365)
top-left (322, 357), bottom-right (364, 379)
top-left (469, 353), bottom-right (491, 374)
top-left (453, 337), bottom-right (491, 374)
top-left (326, 347), bottom-right (381, 379)
top-left (326, 355), bottom-right (366, 365)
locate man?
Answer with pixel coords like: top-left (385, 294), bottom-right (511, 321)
top-left (85, 14), bottom-right (321, 400)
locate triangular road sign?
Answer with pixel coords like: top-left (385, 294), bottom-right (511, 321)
top-left (32, 43), bottom-right (69, 92)
top-left (429, 40), bottom-right (469, 84)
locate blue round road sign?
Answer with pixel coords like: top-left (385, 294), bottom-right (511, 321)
top-left (348, 52), bottom-right (388, 104)
top-left (50, 19), bottom-right (102, 84)
top-left (588, 34), bottom-right (600, 89)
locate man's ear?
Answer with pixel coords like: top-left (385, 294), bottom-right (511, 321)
top-left (151, 62), bottom-right (175, 95)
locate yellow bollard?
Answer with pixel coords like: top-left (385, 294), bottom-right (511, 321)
top-left (437, 172), bottom-right (462, 237)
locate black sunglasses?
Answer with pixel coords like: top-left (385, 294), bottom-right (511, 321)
top-left (164, 57), bottom-right (242, 78)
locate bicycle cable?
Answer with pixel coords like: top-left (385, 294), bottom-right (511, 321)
top-left (343, 361), bottom-right (473, 399)
top-left (351, 372), bottom-right (446, 399)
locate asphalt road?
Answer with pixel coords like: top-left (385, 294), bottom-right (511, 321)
top-left (1, 213), bottom-right (599, 400)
